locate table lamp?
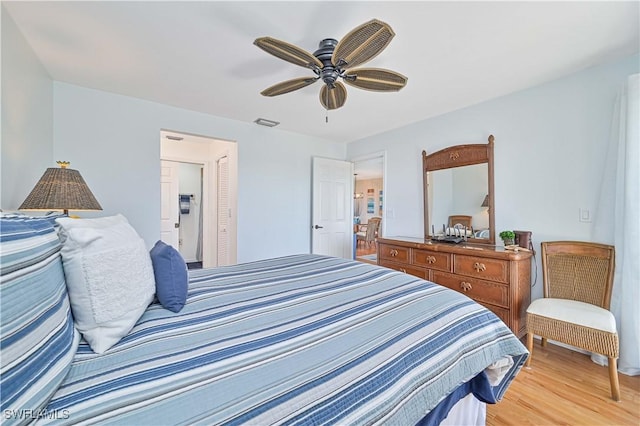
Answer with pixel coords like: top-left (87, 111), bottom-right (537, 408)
top-left (19, 161), bottom-right (102, 215)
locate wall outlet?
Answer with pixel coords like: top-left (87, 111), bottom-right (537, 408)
top-left (579, 208), bottom-right (591, 223)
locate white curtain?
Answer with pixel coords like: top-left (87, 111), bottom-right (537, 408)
top-left (592, 73), bottom-right (640, 376)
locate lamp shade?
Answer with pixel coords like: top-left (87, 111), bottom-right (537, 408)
top-left (481, 194), bottom-right (490, 208)
top-left (19, 162), bottom-right (102, 214)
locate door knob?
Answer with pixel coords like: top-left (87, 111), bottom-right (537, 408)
top-left (314, 225), bottom-right (324, 229)
top-left (174, 223), bottom-right (180, 228)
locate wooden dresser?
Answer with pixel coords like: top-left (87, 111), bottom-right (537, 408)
top-left (377, 236), bottom-right (532, 338)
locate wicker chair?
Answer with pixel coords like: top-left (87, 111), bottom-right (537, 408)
top-left (525, 241), bottom-right (619, 401)
top-left (356, 217), bottom-right (381, 247)
top-left (448, 215), bottom-right (472, 229)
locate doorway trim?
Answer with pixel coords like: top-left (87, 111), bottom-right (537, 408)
top-left (160, 130), bottom-right (238, 267)
top-left (351, 151), bottom-right (387, 237)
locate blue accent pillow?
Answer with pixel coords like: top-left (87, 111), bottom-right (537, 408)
top-left (150, 240), bottom-right (188, 312)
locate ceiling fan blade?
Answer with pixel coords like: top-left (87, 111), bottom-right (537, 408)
top-left (343, 68), bottom-right (408, 92)
top-left (319, 82), bottom-right (347, 110)
top-left (261, 77), bottom-right (319, 97)
top-left (331, 19), bottom-right (395, 69)
top-left (254, 37), bottom-right (323, 70)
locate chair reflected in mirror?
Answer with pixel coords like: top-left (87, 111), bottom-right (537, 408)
top-left (448, 215), bottom-right (472, 229)
top-left (356, 217), bottom-right (381, 248)
top-left (446, 215), bottom-right (473, 238)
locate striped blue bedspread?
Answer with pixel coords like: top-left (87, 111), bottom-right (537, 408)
top-left (39, 254), bottom-right (527, 425)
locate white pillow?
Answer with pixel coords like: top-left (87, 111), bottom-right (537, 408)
top-left (56, 214), bottom-right (155, 354)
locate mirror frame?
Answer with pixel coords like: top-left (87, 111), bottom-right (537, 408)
top-left (422, 135), bottom-right (495, 245)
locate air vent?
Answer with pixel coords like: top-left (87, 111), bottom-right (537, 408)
top-left (254, 118), bottom-right (280, 127)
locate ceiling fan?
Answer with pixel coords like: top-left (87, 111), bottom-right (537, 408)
top-left (254, 19), bottom-right (408, 111)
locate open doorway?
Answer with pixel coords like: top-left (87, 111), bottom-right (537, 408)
top-left (160, 130), bottom-right (238, 268)
top-left (178, 162), bottom-right (204, 268)
top-left (353, 153), bottom-right (385, 264)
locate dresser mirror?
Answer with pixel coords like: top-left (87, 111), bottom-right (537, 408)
top-left (422, 135), bottom-right (495, 245)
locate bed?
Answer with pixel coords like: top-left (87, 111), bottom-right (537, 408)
top-left (1, 214), bottom-right (528, 425)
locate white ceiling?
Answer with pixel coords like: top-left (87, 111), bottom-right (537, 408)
top-left (4, 1), bottom-right (638, 143)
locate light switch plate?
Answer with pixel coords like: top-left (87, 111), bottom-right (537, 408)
top-left (579, 208), bottom-right (591, 223)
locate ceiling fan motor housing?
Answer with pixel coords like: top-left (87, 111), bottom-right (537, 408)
top-left (314, 38), bottom-right (341, 87)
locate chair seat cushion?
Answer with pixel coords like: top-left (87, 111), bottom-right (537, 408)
top-left (527, 298), bottom-right (616, 333)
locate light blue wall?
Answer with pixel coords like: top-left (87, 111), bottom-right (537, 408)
top-left (52, 83), bottom-right (345, 262)
top-left (1, 6), bottom-right (53, 209)
top-left (0, 2), bottom-right (346, 263)
top-left (347, 53), bottom-right (640, 299)
top-left (4, 1), bottom-right (638, 271)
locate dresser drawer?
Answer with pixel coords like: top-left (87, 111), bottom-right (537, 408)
top-left (378, 244), bottom-right (411, 263)
top-left (432, 271), bottom-right (509, 308)
top-left (379, 261), bottom-right (427, 279)
top-left (454, 255), bottom-right (509, 283)
top-left (376, 237), bottom-right (531, 338)
top-left (412, 249), bottom-right (451, 272)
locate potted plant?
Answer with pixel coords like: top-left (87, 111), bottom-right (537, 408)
top-left (499, 230), bottom-right (516, 246)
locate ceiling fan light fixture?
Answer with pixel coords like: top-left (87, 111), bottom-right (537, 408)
top-left (254, 118), bottom-right (280, 127)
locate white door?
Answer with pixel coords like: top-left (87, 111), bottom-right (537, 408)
top-left (217, 156), bottom-right (230, 266)
top-left (312, 157), bottom-right (353, 258)
top-left (160, 160), bottom-right (180, 248)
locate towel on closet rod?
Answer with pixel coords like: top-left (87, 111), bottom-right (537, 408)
top-left (180, 194), bottom-right (191, 214)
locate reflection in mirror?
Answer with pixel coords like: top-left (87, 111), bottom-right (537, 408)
top-left (427, 164), bottom-right (489, 238)
top-left (422, 135), bottom-right (495, 244)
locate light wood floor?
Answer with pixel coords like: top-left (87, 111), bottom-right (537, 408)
top-left (362, 242), bottom-right (639, 423)
top-left (355, 242), bottom-right (377, 258)
top-left (487, 339), bottom-right (640, 425)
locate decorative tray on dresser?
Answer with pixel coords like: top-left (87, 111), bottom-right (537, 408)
top-left (377, 236), bottom-right (532, 338)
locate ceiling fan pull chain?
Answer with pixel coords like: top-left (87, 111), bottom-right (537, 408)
top-left (325, 89), bottom-right (329, 123)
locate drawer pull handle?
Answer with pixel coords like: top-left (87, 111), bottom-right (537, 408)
top-left (473, 262), bottom-right (486, 272)
top-left (426, 256), bottom-right (436, 264)
top-left (390, 249), bottom-right (398, 257)
top-left (399, 268), bottom-right (407, 273)
top-left (460, 282), bottom-right (473, 292)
